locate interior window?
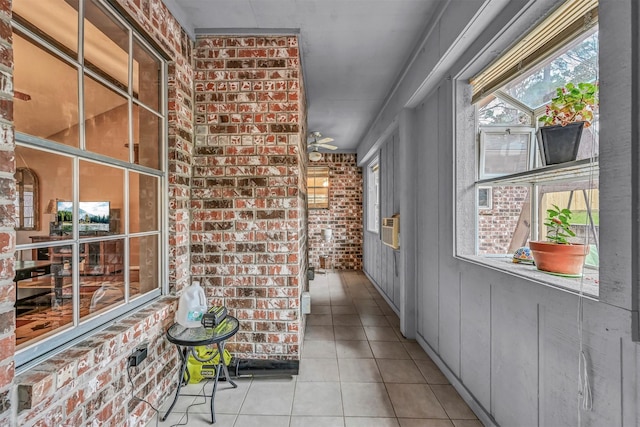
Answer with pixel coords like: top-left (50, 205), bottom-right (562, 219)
top-left (308, 167), bottom-right (330, 209)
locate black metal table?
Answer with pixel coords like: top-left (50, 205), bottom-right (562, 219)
top-left (161, 316), bottom-right (239, 424)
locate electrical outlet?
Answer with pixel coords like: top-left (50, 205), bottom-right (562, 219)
top-left (128, 342), bottom-right (148, 367)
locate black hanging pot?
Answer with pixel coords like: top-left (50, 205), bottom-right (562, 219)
top-left (536, 121), bottom-right (584, 166)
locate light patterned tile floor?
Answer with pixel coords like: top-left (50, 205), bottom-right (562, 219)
top-left (150, 271), bottom-right (481, 427)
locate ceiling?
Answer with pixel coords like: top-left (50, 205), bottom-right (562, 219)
top-left (163, 0), bottom-right (442, 152)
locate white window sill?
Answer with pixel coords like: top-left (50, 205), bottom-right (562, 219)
top-left (458, 255), bottom-right (599, 299)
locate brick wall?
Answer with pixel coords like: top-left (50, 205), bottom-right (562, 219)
top-left (308, 153), bottom-right (363, 270)
top-left (0, 0), bottom-right (15, 424)
top-left (191, 36), bottom-right (307, 360)
top-left (8, 0), bottom-right (195, 425)
top-left (478, 186), bottom-right (529, 254)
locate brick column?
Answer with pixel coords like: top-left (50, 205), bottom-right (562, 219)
top-left (192, 36), bottom-right (307, 359)
top-left (0, 0), bottom-right (14, 424)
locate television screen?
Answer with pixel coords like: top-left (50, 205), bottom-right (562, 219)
top-left (57, 201), bottom-right (111, 233)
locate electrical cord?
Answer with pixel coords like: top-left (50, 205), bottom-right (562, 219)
top-left (126, 365), bottom-right (160, 427)
top-left (166, 379), bottom-right (211, 427)
top-left (576, 47), bottom-right (598, 425)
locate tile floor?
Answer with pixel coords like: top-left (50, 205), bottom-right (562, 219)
top-left (152, 271), bottom-right (482, 427)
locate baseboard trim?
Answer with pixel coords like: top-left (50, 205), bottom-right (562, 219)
top-left (415, 334), bottom-right (498, 427)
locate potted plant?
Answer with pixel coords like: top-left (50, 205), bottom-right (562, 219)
top-left (529, 204), bottom-right (589, 275)
top-left (537, 82), bottom-right (598, 165)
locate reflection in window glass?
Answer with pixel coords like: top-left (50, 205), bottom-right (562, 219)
top-left (14, 245), bottom-right (75, 348)
top-left (84, 75), bottom-right (129, 161)
top-left (129, 172), bottom-right (159, 233)
top-left (84, 0), bottom-right (129, 91)
top-left (130, 235), bottom-right (159, 298)
top-left (80, 239), bottom-right (125, 319)
top-left (133, 38), bottom-right (161, 112)
top-left (13, 32), bottom-right (80, 147)
top-left (133, 104), bottom-right (162, 169)
top-left (13, 0), bottom-right (79, 57)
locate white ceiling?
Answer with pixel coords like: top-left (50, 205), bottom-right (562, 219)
top-left (163, 0), bottom-right (442, 152)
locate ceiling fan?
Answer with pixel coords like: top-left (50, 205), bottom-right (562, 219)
top-left (307, 131), bottom-right (337, 151)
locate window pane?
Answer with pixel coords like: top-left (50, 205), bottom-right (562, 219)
top-left (308, 166), bottom-right (329, 209)
top-left (84, 0), bottom-right (129, 91)
top-left (14, 32), bottom-right (80, 147)
top-left (15, 146), bottom-right (73, 241)
top-left (13, 0), bottom-right (79, 57)
top-left (478, 95), bottom-right (532, 126)
top-left (133, 104), bottom-right (162, 169)
top-left (477, 186), bottom-right (530, 255)
top-left (538, 183), bottom-right (599, 267)
top-left (14, 245), bottom-right (74, 348)
top-left (84, 75), bottom-right (129, 161)
top-left (79, 161), bottom-right (123, 237)
top-left (80, 239), bottom-right (125, 319)
top-left (480, 131), bottom-right (531, 178)
top-left (130, 235), bottom-right (159, 297)
top-left (502, 30), bottom-right (598, 109)
top-left (133, 38), bottom-right (161, 112)
top-left (129, 172), bottom-right (159, 233)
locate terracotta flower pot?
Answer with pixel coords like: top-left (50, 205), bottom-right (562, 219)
top-left (529, 241), bottom-right (590, 275)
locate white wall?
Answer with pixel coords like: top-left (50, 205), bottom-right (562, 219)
top-left (358, 0), bottom-right (640, 425)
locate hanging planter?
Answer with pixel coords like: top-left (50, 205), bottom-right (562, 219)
top-left (538, 82), bottom-right (598, 166)
top-left (536, 121), bottom-right (584, 166)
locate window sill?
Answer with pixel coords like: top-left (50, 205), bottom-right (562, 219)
top-left (457, 255), bottom-right (599, 298)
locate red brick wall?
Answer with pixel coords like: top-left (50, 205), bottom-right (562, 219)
top-left (308, 153), bottom-right (363, 270)
top-left (191, 36), bottom-right (307, 360)
top-left (8, 0), bottom-right (194, 425)
top-left (0, 0), bottom-right (14, 424)
top-left (477, 186), bottom-right (529, 254)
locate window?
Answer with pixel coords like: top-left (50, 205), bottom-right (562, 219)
top-left (12, 0), bottom-right (166, 364)
top-left (366, 159), bottom-right (380, 233)
top-left (457, 1), bottom-right (599, 294)
top-left (308, 167), bottom-right (330, 209)
top-left (477, 187), bottom-right (492, 210)
top-left (14, 168), bottom-right (39, 230)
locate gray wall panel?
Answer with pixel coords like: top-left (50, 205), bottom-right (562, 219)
top-left (460, 269), bottom-right (491, 411)
top-left (490, 284), bottom-right (539, 426)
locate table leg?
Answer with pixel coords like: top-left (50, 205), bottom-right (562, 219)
top-left (161, 345), bottom-right (189, 421)
top-left (209, 341), bottom-right (237, 424)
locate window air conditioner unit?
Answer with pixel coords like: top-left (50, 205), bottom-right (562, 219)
top-left (382, 215), bottom-right (400, 249)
